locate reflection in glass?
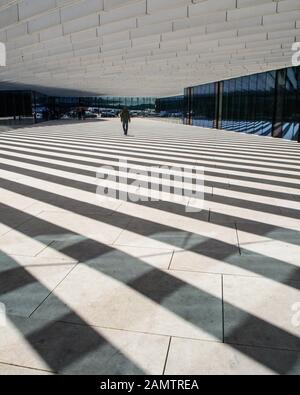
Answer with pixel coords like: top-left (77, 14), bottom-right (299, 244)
top-left (182, 65), bottom-right (300, 142)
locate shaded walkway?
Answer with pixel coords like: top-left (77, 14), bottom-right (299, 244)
top-left (0, 119), bottom-right (300, 375)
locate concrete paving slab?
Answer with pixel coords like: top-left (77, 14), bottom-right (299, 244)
top-left (16, 211), bottom-right (131, 246)
top-left (0, 208), bottom-right (33, 237)
top-left (165, 337), bottom-right (300, 375)
top-left (0, 230), bottom-right (53, 257)
top-left (236, 221), bottom-right (300, 246)
top-left (32, 265), bottom-right (223, 341)
top-left (0, 255), bottom-right (76, 317)
top-left (240, 241), bottom-right (300, 266)
top-left (114, 217), bottom-right (238, 252)
top-left (224, 275), bottom-right (300, 351)
top-left (0, 316), bottom-right (170, 375)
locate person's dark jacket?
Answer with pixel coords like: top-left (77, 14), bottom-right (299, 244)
top-left (120, 109), bottom-right (131, 123)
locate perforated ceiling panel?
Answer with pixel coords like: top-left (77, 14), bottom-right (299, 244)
top-left (0, 0), bottom-right (299, 96)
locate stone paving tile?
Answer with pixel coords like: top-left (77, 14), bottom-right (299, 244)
top-left (0, 254), bottom-right (76, 317)
top-left (0, 315), bottom-right (169, 375)
top-left (165, 337), bottom-right (300, 375)
top-left (32, 264), bottom-right (223, 342)
top-left (223, 275), bottom-right (300, 351)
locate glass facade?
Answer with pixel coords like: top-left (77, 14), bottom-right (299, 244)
top-left (0, 91), bottom-right (156, 125)
top-left (40, 96), bottom-right (156, 119)
top-left (189, 83), bottom-right (217, 128)
top-left (155, 95), bottom-right (185, 118)
top-left (182, 65), bottom-right (300, 142)
top-left (220, 71), bottom-right (276, 136)
top-left (0, 90), bottom-right (33, 125)
top-left (52, 96), bottom-right (156, 113)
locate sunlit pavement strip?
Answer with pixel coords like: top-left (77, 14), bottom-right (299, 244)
top-left (0, 118), bottom-right (300, 375)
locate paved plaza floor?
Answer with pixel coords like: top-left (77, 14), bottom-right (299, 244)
top-left (0, 118), bottom-right (300, 375)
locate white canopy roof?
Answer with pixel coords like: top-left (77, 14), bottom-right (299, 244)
top-left (0, 0), bottom-right (299, 96)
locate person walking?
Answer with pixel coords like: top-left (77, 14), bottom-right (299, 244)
top-left (120, 107), bottom-right (131, 135)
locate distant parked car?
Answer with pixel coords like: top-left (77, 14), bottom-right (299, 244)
top-left (145, 111), bottom-right (159, 117)
top-left (101, 111), bottom-right (116, 118)
top-left (88, 107), bottom-right (100, 114)
top-left (84, 111), bottom-right (98, 119)
top-left (170, 112), bottom-right (183, 118)
top-left (61, 111), bottom-right (77, 120)
top-left (61, 114), bottom-right (71, 120)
